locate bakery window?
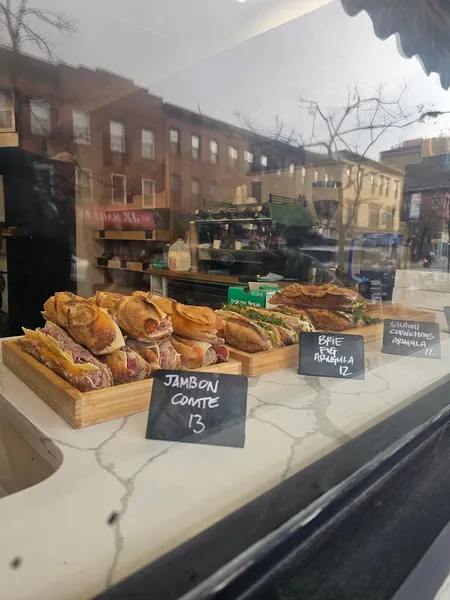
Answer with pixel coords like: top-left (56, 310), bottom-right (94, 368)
top-left (5, 2), bottom-right (450, 600)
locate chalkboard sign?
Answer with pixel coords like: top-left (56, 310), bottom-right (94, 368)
top-left (444, 307), bottom-right (450, 332)
top-left (382, 319), bottom-right (441, 359)
top-left (146, 370), bottom-right (248, 448)
top-left (298, 332), bottom-right (365, 380)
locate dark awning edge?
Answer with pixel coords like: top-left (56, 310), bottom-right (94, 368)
top-left (341, 0), bottom-right (450, 90)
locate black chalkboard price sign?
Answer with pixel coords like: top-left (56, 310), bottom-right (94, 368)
top-left (298, 332), bottom-right (365, 380)
top-left (382, 319), bottom-right (441, 359)
top-left (145, 370), bottom-right (248, 448)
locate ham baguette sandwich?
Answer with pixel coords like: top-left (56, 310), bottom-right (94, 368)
top-left (43, 292), bottom-right (124, 355)
top-left (216, 310), bottom-right (273, 353)
top-left (90, 291), bottom-right (173, 343)
top-left (149, 295), bottom-right (224, 344)
top-left (159, 339), bottom-right (182, 370)
top-left (170, 336), bottom-right (229, 370)
top-left (99, 346), bottom-right (153, 384)
top-left (19, 322), bottom-right (113, 392)
top-left (126, 339), bottom-right (160, 365)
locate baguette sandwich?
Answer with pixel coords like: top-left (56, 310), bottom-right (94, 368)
top-left (221, 304), bottom-right (300, 344)
top-left (159, 338), bottom-right (182, 370)
top-left (265, 306), bottom-right (315, 333)
top-left (126, 339), bottom-right (160, 364)
top-left (149, 295), bottom-right (225, 344)
top-left (269, 283), bottom-right (365, 312)
top-left (99, 346), bottom-right (152, 384)
top-left (19, 322), bottom-right (113, 392)
top-left (43, 292), bottom-right (125, 355)
top-left (90, 291), bottom-right (173, 343)
top-left (170, 336), bottom-right (229, 370)
top-left (277, 306), bottom-right (365, 332)
top-left (216, 310), bottom-right (273, 353)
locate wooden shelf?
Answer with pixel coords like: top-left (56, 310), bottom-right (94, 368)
top-left (94, 260), bottom-right (243, 285)
top-left (93, 230), bottom-right (170, 241)
top-left (194, 218), bottom-right (271, 224)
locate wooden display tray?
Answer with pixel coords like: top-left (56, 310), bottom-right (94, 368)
top-left (2, 340), bottom-right (241, 429)
top-left (227, 304), bottom-right (436, 377)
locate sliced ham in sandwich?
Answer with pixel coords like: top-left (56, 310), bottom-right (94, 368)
top-left (170, 336), bottom-right (229, 370)
top-left (159, 339), bottom-right (181, 370)
top-left (19, 321), bottom-right (113, 392)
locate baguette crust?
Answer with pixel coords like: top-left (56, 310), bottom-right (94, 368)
top-left (269, 283), bottom-right (364, 311)
top-left (171, 336), bottom-right (216, 369)
top-left (216, 310), bottom-right (272, 353)
top-left (126, 339), bottom-right (160, 364)
top-left (302, 308), bottom-right (363, 331)
top-left (91, 292), bottom-right (173, 342)
top-left (150, 294), bottom-right (225, 343)
top-left (43, 292), bottom-right (124, 354)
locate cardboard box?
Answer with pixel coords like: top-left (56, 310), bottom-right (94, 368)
top-left (227, 285), bottom-right (280, 308)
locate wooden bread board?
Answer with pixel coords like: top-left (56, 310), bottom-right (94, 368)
top-left (2, 340), bottom-right (241, 429)
top-left (228, 303), bottom-right (436, 377)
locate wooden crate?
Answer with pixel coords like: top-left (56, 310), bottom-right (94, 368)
top-left (2, 340), bottom-right (241, 429)
top-left (228, 304), bottom-right (436, 377)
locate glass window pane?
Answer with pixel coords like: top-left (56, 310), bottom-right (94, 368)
top-left (7, 5), bottom-right (450, 597)
top-left (142, 129), bottom-right (155, 159)
top-left (73, 110), bottom-right (91, 145)
top-left (112, 173), bottom-right (126, 203)
top-left (110, 121), bottom-right (125, 153)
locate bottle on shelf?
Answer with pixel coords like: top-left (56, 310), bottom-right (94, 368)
top-left (163, 243), bottom-right (169, 268)
top-left (168, 238), bottom-right (191, 272)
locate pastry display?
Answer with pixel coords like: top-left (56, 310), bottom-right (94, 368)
top-left (19, 322), bottom-right (113, 392)
top-left (17, 291), bottom-right (231, 394)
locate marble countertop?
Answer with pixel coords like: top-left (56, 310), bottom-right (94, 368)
top-left (1, 336), bottom-right (450, 600)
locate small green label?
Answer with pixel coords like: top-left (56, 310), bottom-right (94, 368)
top-left (227, 287), bottom-right (278, 308)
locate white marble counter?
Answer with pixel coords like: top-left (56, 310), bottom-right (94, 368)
top-left (1, 337), bottom-right (450, 600)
